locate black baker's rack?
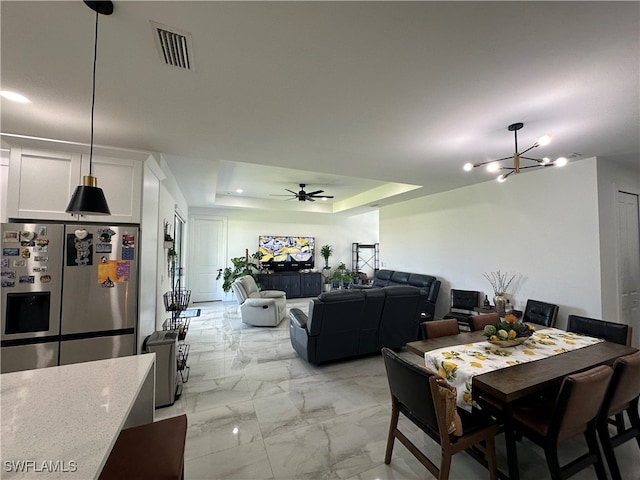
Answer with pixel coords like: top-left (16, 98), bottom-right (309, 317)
top-left (162, 266), bottom-right (191, 383)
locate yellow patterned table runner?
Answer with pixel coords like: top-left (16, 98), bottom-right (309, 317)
top-left (424, 328), bottom-right (603, 412)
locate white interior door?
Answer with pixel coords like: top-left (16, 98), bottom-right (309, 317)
top-left (616, 191), bottom-right (640, 347)
top-left (189, 216), bottom-right (226, 303)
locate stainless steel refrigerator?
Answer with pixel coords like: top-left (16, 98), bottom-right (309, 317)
top-left (1, 222), bottom-right (139, 373)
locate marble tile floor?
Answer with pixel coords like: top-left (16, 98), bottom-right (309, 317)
top-left (156, 299), bottom-right (639, 480)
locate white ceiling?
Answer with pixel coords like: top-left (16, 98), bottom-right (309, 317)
top-left (2, 1), bottom-right (639, 214)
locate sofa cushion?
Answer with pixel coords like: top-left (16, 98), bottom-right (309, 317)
top-left (317, 290), bottom-right (364, 303)
top-left (372, 269), bottom-right (393, 287)
top-left (389, 271), bottom-right (410, 285)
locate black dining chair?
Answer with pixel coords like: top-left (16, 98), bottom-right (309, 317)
top-left (522, 299), bottom-right (559, 328)
top-left (597, 350), bottom-right (640, 480)
top-left (567, 315), bottom-right (632, 346)
top-left (443, 289), bottom-right (480, 332)
top-left (381, 347), bottom-right (499, 480)
top-left (510, 364), bottom-right (613, 480)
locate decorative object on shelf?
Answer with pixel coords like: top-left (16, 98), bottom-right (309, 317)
top-left (482, 314), bottom-right (535, 347)
top-left (482, 270), bottom-right (517, 317)
top-left (65, 0), bottom-right (114, 216)
top-left (483, 295), bottom-right (490, 307)
top-left (216, 249), bottom-right (263, 292)
top-left (463, 122), bottom-right (568, 183)
top-left (270, 184), bottom-right (334, 202)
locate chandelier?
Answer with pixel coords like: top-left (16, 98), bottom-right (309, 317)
top-left (463, 122), bottom-right (568, 182)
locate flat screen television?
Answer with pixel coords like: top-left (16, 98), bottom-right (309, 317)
top-left (258, 235), bottom-right (315, 271)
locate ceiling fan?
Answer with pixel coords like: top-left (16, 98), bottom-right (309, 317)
top-left (271, 184), bottom-right (334, 202)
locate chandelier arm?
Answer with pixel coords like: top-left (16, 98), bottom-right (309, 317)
top-left (518, 165), bottom-right (545, 170)
top-left (519, 156), bottom-right (544, 161)
top-left (518, 144), bottom-right (539, 156)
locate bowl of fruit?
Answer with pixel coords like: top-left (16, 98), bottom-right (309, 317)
top-left (483, 314), bottom-right (535, 347)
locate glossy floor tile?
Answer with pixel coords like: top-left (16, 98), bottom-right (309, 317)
top-left (156, 299), bottom-right (639, 480)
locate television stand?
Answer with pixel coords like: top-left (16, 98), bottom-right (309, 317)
top-left (256, 271), bottom-right (321, 298)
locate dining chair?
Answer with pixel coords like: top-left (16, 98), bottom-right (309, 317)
top-left (596, 350), bottom-right (640, 480)
top-left (381, 347), bottom-right (499, 480)
top-left (471, 313), bottom-right (500, 332)
top-left (522, 299), bottom-right (559, 328)
top-left (443, 289), bottom-right (480, 331)
top-left (567, 315), bottom-right (632, 346)
top-left (510, 364), bottom-right (613, 480)
top-left (424, 318), bottom-right (460, 339)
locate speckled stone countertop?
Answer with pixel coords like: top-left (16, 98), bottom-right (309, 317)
top-left (1, 354), bottom-right (155, 479)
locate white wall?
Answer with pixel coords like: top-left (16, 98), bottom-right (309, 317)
top-left (188, 206), bottom-right (379, 300)
top-left (380, 158), bottom-right (602, 329)
top-left (0, 149), bottom-right (8, 223)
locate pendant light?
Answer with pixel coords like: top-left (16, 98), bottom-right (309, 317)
top-left (65, 1), bottom-right (113, 216)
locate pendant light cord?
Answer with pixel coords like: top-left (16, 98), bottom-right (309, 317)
top-left (89, 8), bottom-right (99, 176)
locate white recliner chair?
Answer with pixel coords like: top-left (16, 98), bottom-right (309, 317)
top-left (231, 275), bottom-right (287, 326)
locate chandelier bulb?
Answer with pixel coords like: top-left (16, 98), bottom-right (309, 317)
top-left (555, 157), bottom-right (568, 167)
top-left (486, 161), bottom-right (500, 173)
top-left (463, 162), bottom-right (474, 171)
top-left (497, 175), bottom-right (507, 183)
top-left (537, 135), bottom-right (551, 147)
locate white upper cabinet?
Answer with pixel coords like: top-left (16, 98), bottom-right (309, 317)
top-left (7, 146), bottom-right (143, 224)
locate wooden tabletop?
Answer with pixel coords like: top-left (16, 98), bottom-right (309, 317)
top-left (406, 332), bottom-right (638, 403)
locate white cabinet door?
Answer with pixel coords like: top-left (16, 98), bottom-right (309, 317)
top-left (81, 154), bottom-right (142, 224)
top-left (7, 147), bottom-right (142, 223)
top-left (7, 148), bottom-right (81, 220)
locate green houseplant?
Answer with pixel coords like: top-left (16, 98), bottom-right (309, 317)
top-left (216, 250), bottom-right (263, 293)
top-left (320, 244), bottom-right (333, 269)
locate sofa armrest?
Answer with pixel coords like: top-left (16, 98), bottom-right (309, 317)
top-left (289, 308), bottom-right (308, 330)
top-left (244, 297), bottom-right (277, 308)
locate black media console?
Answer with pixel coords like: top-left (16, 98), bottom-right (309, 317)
top-left (256, 272), bottom-right (322, 298)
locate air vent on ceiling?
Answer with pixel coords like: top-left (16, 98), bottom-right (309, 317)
top-left (150, 21), bottom-right (194, 71)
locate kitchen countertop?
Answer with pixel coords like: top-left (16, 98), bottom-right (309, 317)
top-left (1, 354), bottom-right (155, 479)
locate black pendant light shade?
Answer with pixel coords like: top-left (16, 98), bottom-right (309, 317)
top-left (65, 1), bottom-right (113, 216)
top-left (67, 175), bottom-right (111, 215)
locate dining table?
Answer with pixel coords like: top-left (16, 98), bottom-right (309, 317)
top-left (406, 328), bottom-right (638, 480)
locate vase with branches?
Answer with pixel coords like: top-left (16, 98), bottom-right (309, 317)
top-left (482, 270), bottom-right (517, 316)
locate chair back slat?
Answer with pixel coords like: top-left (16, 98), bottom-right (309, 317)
top-left (424, 319), bottom-right (460, 339)
top-left (552, 365), bottom-right (613, 440)
top-left (602, 350), bottom-right (640, 416)
top-left (382, 348), bottom-right (439, 434)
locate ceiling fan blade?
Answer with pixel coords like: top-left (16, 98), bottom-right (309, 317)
top-left (306, 197), bottom-right (315, 202)
top-left (306, 190), bottom-right (323, 196)
top-left (310, 195), bottom-right (334, 199)
top-left (270, 194), bottom-right (296, 197)
top-left (285, 189), bottom-right (298, 195)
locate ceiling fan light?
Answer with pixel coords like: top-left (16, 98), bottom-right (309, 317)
top-left (463, 162), bottom-right (474, 171)
top-left (537, 135), bottom-right (551, 146)
top-left (555, 157), bottom-right (568, 167)
top-left (486, 161), bottom-right (500, 173)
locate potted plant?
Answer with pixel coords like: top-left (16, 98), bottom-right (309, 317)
top-left (320, 245), bottom-right (333, 290)
top-left (216, 250), bottom-right (263, 293)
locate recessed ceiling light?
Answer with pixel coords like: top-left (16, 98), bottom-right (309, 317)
top-left (235, 189), bottom-right (243, 194)
top-left (1, 91), bottom-right (30, 103)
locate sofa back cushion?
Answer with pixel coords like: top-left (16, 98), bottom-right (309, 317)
top-left (232, 275), bottom-right (257, 304)
top-left (307, 289), bottom-right (366, 363)
top-left (372, 269), bottom-right (393, 287)
top-left (379, 286), bottom-right (426, 349)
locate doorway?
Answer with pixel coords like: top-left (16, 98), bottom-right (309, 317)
top-left (616, 191), bottom-right (640, 347)
top-left (189, 216), bottom-right (227, 303)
